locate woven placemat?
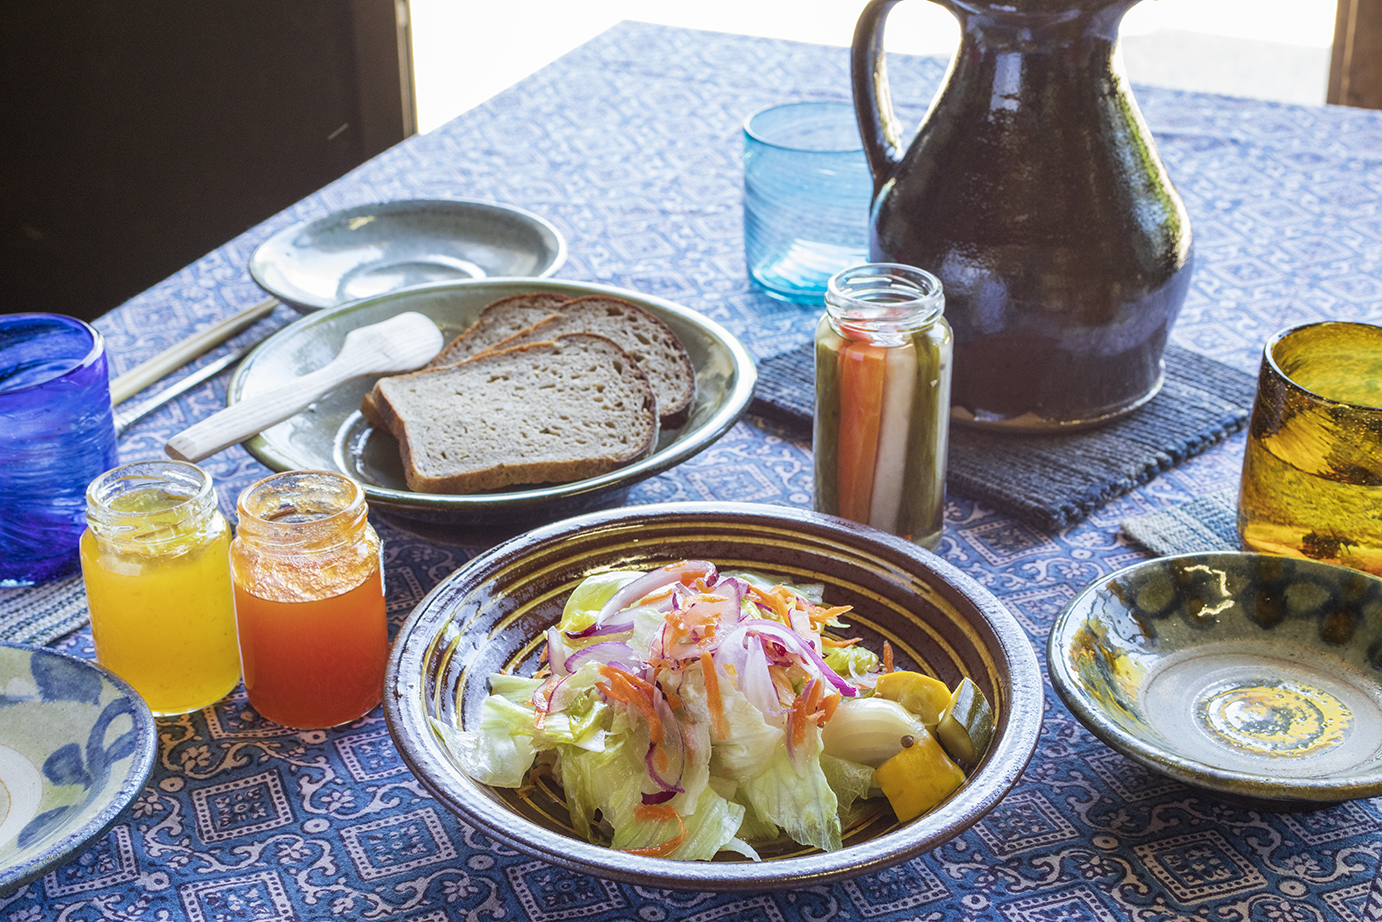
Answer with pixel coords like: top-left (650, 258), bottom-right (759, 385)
top-left (751, 343), bottom-right (1257, 531)
top-left (0, 574), bottom-right (90, 646)
top-left (1121, 489), bottom-right (1242, 557)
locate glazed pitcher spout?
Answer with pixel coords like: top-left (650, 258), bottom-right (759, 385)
top-left (852, 0), bottom-right (1193, 430)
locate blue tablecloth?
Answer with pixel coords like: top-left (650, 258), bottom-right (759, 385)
top-left (12, 20), bottom-right (1382, 920)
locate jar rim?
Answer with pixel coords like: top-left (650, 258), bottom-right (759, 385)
top-left (86, 459), bottom-right (214, 519)
top-left (826, 263), bottom-right (945, 329)
top-left (235, 470), bottom-right (368, 545)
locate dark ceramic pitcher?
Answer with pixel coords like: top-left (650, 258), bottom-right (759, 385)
top-left (851, 0), bottom-right (1193, 430)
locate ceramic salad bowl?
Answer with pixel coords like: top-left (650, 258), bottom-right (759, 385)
top-left (383, 502), bottom-right (1043, 890)
top-left (1048, 551), bottom-right (1382, 807)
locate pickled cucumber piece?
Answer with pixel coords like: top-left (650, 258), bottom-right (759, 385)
top-left (874, 671), bottom-right (951, 727)
top-left (936, 677), bottom-right (994, 766)
top-left (873, 728), bottom-right (965, 822)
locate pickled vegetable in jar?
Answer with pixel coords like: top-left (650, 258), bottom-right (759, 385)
top-left (80, 460), bottom-right (241, 715)
top-left (814, 263), bottom-right (952, 549)
top-left (229, 470), bottom-right (387, 730)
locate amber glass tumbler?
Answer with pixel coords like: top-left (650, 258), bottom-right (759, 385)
top-left (1238, 321), bottom-right (1382, 574)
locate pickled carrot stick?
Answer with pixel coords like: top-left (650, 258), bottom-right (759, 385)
top-left (868, 343), bottom-right (917, 533)
top-left (837, 341), bottom-right (888, 523)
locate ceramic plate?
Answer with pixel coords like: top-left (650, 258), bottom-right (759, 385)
top-left (229, 279), bottom-right (756, 531)
top-left (0, 643), bottom-right (157, 894)
top-left (249, 199), bottom-right (566, 312)
top-left (1048, 552), bottom-right (1382, 807)
top-left (383, 502), bottom-right (1044, 890)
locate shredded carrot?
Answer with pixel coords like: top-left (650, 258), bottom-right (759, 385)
top-left (808, 604), bottom-right (853, 630)
top-left (598, 665), bottom-right (663, 748)
top-left (624, 804), bottom-right (686, 858)
top-left (883, 640), bottom-right (894, 673)
top-left (700, 652), bottom-right (727, 739)
top-left (821, 635), bottom-right (862, 648)
top-left (817, 691), bottom-right (841, 725)
top-left (747, 584), bottom-right (796, 624)
top-left (639, 584), bottom-right (677, 605)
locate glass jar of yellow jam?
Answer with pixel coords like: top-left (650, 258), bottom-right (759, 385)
top-left (80, 460), bottom-right (241, 715)
top-left (814, 263), bottom-right (953, 549)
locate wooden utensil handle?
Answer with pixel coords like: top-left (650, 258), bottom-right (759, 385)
top-left (164, 362), bottom-right (351, 463)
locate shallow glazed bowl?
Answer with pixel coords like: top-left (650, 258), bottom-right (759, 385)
top-left (383, 502), bottom-right (1043, 890)
top-left (249, 199), bottom-right (566, 312)
top-left (229, 278), bottom-right (755, 531)
top-left (1048, 552), bottom-right (1382, 807)
top-left (0, 643), bottom-right (157, 894)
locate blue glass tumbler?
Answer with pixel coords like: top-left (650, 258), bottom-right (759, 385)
top-left (0, 314), bottom-right (119, 586)
top-left (743, 101), bottom-right (873, 304)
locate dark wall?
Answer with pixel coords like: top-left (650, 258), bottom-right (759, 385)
top-left (1, 0), bottom-right (414, 322)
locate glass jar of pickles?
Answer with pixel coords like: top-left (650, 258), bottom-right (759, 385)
top-left (229, 470), bottom-right (387, 729)
top-left (814, 263), bottom-right (953, 549)
top-left (81, 460), bottom-right (241, 715)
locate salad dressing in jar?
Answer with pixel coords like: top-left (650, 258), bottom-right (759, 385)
top-left (229, 470), bottom-right (387, 729)
top-left (80, 460), bottom-right (241, 715)
top-left (814, 263), bottom-right (952, 549)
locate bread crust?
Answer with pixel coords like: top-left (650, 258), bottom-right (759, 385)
top-left (359, 292), bottom-right (569, 425)
top-left (475, 295), bottom-right (697, 428)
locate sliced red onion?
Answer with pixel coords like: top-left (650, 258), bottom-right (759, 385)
top-left (738, 635), bottom-right (783, 716)
top-left (563, 640), bottom-right (639, 673)
top-left (546, 674), bottom-right (586, 714)
top-left (594, 561), bottom-right (718, 628)
top-left (740, 619), bottom-right (858, 698)
top-left (532, 673), bottom-right (565, 713)
top-left (643, 690), bottom-right (685, 794)
top-left (564, 619), bottom-right (635, 640)
top-left (641, 789), bottom-right (677, 805)
top-left (545, 627), bottom-right (569, 675)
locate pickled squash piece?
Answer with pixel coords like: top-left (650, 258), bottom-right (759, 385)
top-left (874, 671), bottom-right (951, 727)
top-left (873, 728), bottom-right (965, 822)
top-left (936, 677), bottom-right (994, 767)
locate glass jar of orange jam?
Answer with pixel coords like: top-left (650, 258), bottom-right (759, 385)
top-left (229, 470), bottom-right (387, 729)
top-left (80, 460), bottom-right (241, 715)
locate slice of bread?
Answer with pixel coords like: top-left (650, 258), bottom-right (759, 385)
top-left (429, 291), bottom-right (570, 366)
top-left (359, 292), bottom-right (569, 427)
top-left (477, 295), bottom-right (696, 427)
top-left (372, 333), bottom-right (659, 494)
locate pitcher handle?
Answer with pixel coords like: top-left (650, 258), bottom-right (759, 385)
top-left (851, 0), bottom-right (907, 196)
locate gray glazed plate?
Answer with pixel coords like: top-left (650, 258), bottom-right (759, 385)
top-left (229, 278), bottom-right (756, 530)
top-left (383, 503), bottom-right (1044, 890)
top-left (0, 643), bottom-right (157, 895)
top-left (1048, 551), bottom-right (1382, 807)
top-left (249, 199), bottom-right (566, 312)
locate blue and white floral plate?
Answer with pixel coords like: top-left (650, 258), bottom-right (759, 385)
top-left (0, 643), bottom-right (157, 894)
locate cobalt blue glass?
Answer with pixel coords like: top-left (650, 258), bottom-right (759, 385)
top-left (0, 314), bottom-right (119, 586)
top-left (743, 101), bottom-right (873, 304)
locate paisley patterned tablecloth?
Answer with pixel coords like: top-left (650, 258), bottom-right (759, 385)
top-left (6, 20), bottom-right (1381, 921)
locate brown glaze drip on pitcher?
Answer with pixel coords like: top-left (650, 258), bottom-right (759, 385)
top-left (852, 0), bottom-right (1193, 430)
